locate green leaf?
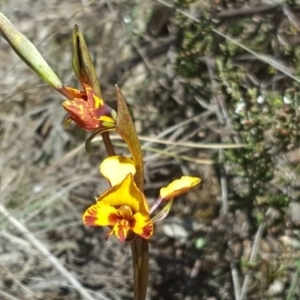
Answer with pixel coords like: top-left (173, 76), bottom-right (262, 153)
top-left (195, 238), bottom-right (206, 250)
top-left (0, 12), bottom-right (62, 90)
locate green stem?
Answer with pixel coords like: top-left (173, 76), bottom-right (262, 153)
top-left (131, 238), bottom-right (149, 300)
top-left (101, 132), bottom-right (115, 156)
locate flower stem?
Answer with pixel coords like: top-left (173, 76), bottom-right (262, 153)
top-left (101, 132), bottom-right (115, 156)
top-left (130, 237), bottom-right (149, 300)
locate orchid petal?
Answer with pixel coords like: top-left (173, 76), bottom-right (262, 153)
top-left (100, 156), bottom-right (136, 186)
top-left (159, 176), bottom-right (201, 201)
top-left (132, 212), bottom-right (153, 239)
top-left (82, 202), bottom-right (118, 226)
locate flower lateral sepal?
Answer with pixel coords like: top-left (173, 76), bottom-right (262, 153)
top-left (151, 199), bottom-right (174, 223)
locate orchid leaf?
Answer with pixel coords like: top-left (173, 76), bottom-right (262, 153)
top-left (0, 12), bottom-right (62, 90)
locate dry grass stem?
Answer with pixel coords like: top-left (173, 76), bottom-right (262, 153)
top-left (0, 204), bottom-right (97, 300)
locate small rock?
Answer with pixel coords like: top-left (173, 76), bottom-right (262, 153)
top-left (265, 207), bottom-right (281, 226)
top-left (268, 280), bottom-right (285, 296)
top-left (233, 210), bottom-right (250, 239)
top-left (280, 235), bottom-right (300, 249)
top-left (161, 217), bottom-right (193, 243)
top-left (289, 202), bottom-right (300, 226)
top-left (265, 235), bottom-right (281, 252)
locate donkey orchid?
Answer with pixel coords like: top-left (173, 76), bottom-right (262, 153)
top-left (83, 156), bottom-right (200, 243)
top-left (63, 83), bottom-right (117, 131)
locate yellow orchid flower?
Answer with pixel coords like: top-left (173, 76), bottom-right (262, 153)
top-left (83, 156), bottom-right (153, 243)
top-left (83, 156), bottom-right (201, 242)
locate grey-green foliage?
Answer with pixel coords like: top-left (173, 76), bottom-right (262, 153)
top-left (175, 0), bottom-right (300, 208)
